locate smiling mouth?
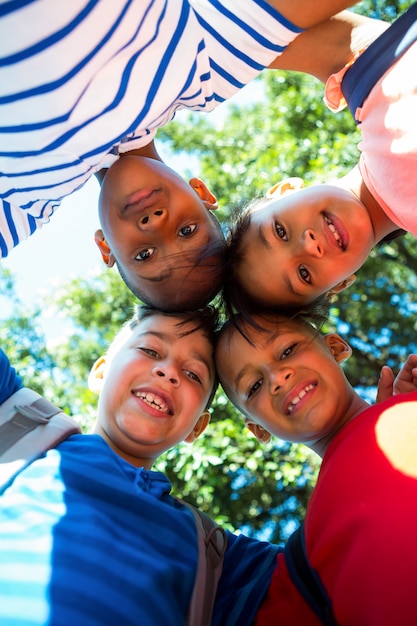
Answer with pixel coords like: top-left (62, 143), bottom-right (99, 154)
top-left (287, 383), bottom-right (316, 415)
top-left (324, 214), bottom-right (345, 250)
top-left (134, 391), bottom-right (172, 415)
top-left (123, 189), bottom-right (162, 216)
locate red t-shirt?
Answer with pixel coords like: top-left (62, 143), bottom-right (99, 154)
top-left (256, 391), bottom-right (417, 625)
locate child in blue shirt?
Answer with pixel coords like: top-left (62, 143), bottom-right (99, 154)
top-left (0, 305), bottom-right (279, 626)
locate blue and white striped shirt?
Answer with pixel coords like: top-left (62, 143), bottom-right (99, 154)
top-left (0, 434), bottom-right (279, 626)
top-left (0, 0), bottom-right (301, 258)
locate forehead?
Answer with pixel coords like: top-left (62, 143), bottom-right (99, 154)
top-left (248, 191), bottom-right (301, 222)
top-left (133, 239), bottom-right (225, 310)
top-left (220, 318), bottom-right (315, 355)
top-left (131, 313), bottom-right (211, 345)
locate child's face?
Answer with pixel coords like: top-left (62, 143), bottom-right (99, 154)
top-left (97, 156), bottom-right (224, 309)
top-left (238, 184), bottom-right (375, 306)
top-left (94, 313), bottom-right (215, 466)
top-left (216, 317), bottom-right (352, 447)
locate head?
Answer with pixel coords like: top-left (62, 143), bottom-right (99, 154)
top-left (215, 312), bottom-right (358, 456)
top-left (96, 155), bottom-right (226, 311)
top-left (89, 305), bottom-right (220, 468)
top-left (224, 177), bottom-right (378, 312)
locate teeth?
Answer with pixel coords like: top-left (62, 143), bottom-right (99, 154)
top-left (135, 391), bottom-right (169, 413)
top-left (287, 384), bottom-right (315, 414)
top-left (324, 215), bottom-right (343, 248)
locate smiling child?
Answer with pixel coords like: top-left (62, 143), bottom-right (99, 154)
top-left (0, 306), bottom-right (283, 626)
top-left (224, 4), bottom-right (416, 314)
top-left (215, 311), bottom-right (417, 625)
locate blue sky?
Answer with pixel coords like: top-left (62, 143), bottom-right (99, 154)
top-left (4, 176), bottom-right (101, 305)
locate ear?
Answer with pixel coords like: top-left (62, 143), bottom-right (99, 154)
top-left (267, 177), bottom-right (304, 199)
top-left (184, 411), bottom-right (211, 443)
top-left (323, 333), bottom-right (352, 363)
top-left (326, 274), bottom-right (356, 297)
top-left (94, 229), bottom-right (116, 268)
top-left (88, 355), bottom-right (107, 393)
top-left (246, 420), bottom-right (272, 444)
top-left (189, 177), bottom-right (218, 211)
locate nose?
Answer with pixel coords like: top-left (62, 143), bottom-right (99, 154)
top-left (302, 229), bottom-right (323, 257)
top-left (153, 363), bottom-right (179, 387)
top-left (268, 366), bottom-right (292, 395)
top-left (139, 207), bottom-right (167, 229)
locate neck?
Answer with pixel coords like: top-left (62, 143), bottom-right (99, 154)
top-left (93, 424), bottom-right (156, 470)
top-left (311, 390), bottom-right (369, 458)
top-left (122, 139), bottom-right (163, 162)
top-left (95, 139), bottom-right (163, 185)
top-left (341, 165), bottom-right (399, 243)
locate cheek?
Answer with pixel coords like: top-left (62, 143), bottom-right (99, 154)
top-left (188, 381), bottom-right (212, 412)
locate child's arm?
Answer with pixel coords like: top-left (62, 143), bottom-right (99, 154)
top-left (376, 355), bottom-right (417, 403)
top-left (266, 1), bottom-right (359, 29)
top-left (0, 349), bottom-right (23, 404)
top-left (268, 11), bottom-right (389, 83)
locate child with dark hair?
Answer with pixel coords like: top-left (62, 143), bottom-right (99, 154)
top-left (0, 305), bottom-right (280, 626)
top-left (216, 310), bottom-right (417, 625)
top-left (0, 0), bottom-right (379, 310)
top-left (223, 4), bottom-right (416, 314)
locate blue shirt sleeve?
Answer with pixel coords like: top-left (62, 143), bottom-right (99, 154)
top-left (0, 350), bottom-right (23, 404)
top-left (213, 531), bottom-right (281, 626)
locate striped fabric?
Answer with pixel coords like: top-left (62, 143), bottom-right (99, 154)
top-left (0, 0), bottom-right (301, 257)
top-left (0, 434), bottom-right (279, 626)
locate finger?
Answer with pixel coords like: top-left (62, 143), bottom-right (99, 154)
top-left (376, 365), bottom-right (394, 403)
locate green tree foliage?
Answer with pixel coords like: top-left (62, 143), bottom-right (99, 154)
top-left (1, 1), bottom-right (416, 543)
top-left (0, 268), bottom-right (55, 396)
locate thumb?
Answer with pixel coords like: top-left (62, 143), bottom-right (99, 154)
top-left (376, 365), bottom-right (394, 404)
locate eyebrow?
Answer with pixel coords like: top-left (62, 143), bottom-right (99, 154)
top-left (283, 273), bottom-right (301, 297)
top-left (234, 364), bottom-right (252, 393)
top-left (141, 268), bottom-right (173, 283)
top-left (258, 224), bottom-right (272, 250)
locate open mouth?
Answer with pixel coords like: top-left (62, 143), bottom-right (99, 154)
top-left (287, 383), bottom-right (316, 415)
top-left (324, 214), bottom-right (345, 250)
top-left (123, 189), bottom-right (162, 217)
top-left (134, 390), bottom-right (172, 415)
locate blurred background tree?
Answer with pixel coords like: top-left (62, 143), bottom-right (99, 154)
top-left (1, 1), bottom-right (416, 544)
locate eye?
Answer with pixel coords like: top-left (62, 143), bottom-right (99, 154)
top-left (275, 222), bottom-right (288, 241)
top-left (135, 247), bottom-right (155, 261)
top-left (281, 343), bottom-right (297, 360)
top-left (247, 379), bottom-right (263, 399)
top-left (298, 265), bottom-right (311, 283)
top-left (179, 224), bottom-right (197, 237)
top-left (138, 347), bottom-right (160, 358)
top-left (184, 370), bottom-right (202, 384)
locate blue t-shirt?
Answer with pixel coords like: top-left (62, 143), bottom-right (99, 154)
top-left (0, 434), bottom-right (279, 625)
